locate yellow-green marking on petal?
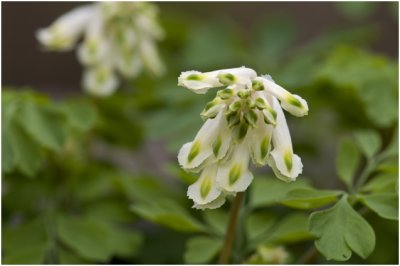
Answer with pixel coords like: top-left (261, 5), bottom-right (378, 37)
top-left (229, 164), bottom-right (242, 185)
top-left (287, 95), bottom-right (302, 108)
top-left (213, 135), bottom-right (222, 157)
top-left (187, 73), bottom-right (202, 81)
top-left (200, 176), bottom-right (212, 199)
top-left (261, 136), bottom-right (270, 159)
top-left (284, 150), bottom-right (293, 172)
top-left (188, 141), bottom-right (201, 163)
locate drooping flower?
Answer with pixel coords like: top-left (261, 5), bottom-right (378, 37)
top-left (177, 67), bottom-right (308, 209)
top-left (36, 2), bottom-right (164, 97)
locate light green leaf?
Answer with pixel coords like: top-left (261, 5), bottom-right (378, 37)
top-left (250, 176), bottom-right (310, 208)
top-left (59, 248), bottom-right (88, 264)
top-left (18, 103), bottom-right (66, 151)
top-left (354, 130), bottom-right (381, 158)
top-left (245, 212), bottom-right (276, 243)
top-left (280, 188), bottom-right (343, 209)
top-left (57, 215), bottom-right (113, 262)
top-left (268, 213), bottom-right (313, 243)
top-left (358, 193), bottom-right (398, 220)
top-left (361, 173), bottom-right (397, 194)
top-left (309, 197), bottom-right (376, 261)
top-left (336, 138), bottom-right (361, 188)
top-left (9, 121), bottom-right (43, 177)
top-left (183, 236), bottom-right (223, 264)
top-left (131, 199), bottom-right (205, 233)
top-left (59, 100), bottom-right (98, 132)
top-left (203, 209), bottom-right (229, 236)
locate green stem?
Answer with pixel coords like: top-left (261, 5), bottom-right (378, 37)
top-left (218, 192), bottom-right (244, 264)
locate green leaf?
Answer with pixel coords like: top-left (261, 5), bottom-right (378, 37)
top-left (203, 209), bottom-right (229, 236)
top-left (9, 120), bottom-right (43, 177)
top-left (354, 130), bottom-right (381, 158)
top-left (131, 199), bottom-right (205, 233)
top-left (3, 244), bottom-right (48, 264)
top-left (18, 103), bottom-right (66, 151)
top-left (57, 215), bottom-right (113, 262)
top-left (59, 99), bottom-right (98, 132)
top-left (245, 212), bottom-right (276, 243)
top-left (59, 248), bottom-right (88, 264)
top-left (250, 176), bottom-right (310, 208)
top-left (336, 138), bottom-right (361, 188)
top-left (280, 188), bottom-right (343, 210)
top-left (309, 197), bottom-right (376, 261)
top-left (358, 193), bottom-right (398, 220)
top-left (268, 213), bottom-right (313, 243)
top-left (2, 125), bottom-right (14, 172)
top-left (361, 173), bottom-right (397, 194)
top-left (183, 236), bottom-right (223, 264)
top-left (2, 219), bottom-right (48, 264)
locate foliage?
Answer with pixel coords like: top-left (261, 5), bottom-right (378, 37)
top-left (2, 2), bottom-right (398, 265)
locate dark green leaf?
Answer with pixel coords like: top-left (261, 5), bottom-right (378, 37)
top-left (309, 197), bottom-right (376, 261)
top-left (183, 236), bottom-right (223, 264)
top-left (361, 173), bottom-right (397, 194)
top-left (245, 212), bottom-right (276, 243)
top-left (268, 213), bottom-right (313, 243)
top-left (59, 99), bottom-right (98, 132)
top-left (203, 209), bottom-right (229, 236)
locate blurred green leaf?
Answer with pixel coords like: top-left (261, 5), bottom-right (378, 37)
top-left (361, 173), bottom-right (398, 194)
top-left (59, 99), bottom-right (98, 132)
top-left (182, 21), bottom-right (241, 69)
top-left (336, 138), bottom-right (361, 188)
top-left (336, 2), bottom-right (377, 19)
top-left (358, 193), bottom-right (398, 220)
top-left (2, 126), bottom-right (15, 172)
top-left (59, 248), bottom-right (88, 264)
top-left (84, 199), bottom-right (134, 223)
top-left (268, 213), bottom-right (313, 243)
top-left (131, 199), bottom-right (205, 233)
top-left (245, 212), bottom-right (276, 244)
top-left (9, 120), bottom-right (43, 177)
top-left (57, 215), bottom-right (113, 261)
top-left (3, 219), bottom-right (48, 264)
top-left (354, 130), bottom-right (381, 158)
top-left (280, 188), bottom-right (343, 210)
top-left (183, 236), bottom-right (223, 264)
top-left (253, 16), bottom-right (296, 68)
top-left (317, 46), bottom-right (398, 127)
top-left (203, 209), bottom-right (229, 236)
top-left (18, 103), bottom-right (66, 151)
top-left (250, 176), bottom-right (310, 208)
top-left (309, 197), bottom-right (375, 261)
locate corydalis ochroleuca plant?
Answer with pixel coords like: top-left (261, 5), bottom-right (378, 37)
top-left (178, 67), bottom-right (309, 210)
top-left (36, 2), bottom-right (164, 97)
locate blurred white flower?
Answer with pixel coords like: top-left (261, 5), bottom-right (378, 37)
top-left (37, 2), bottom-right (164, 97)
top-left (178, 67), bottom-right (309, 209)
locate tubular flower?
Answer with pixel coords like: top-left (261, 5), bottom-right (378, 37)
top-left (36, 2), bottom-right (164, 97)
top-left (177, 67), bottom-right (308, 209)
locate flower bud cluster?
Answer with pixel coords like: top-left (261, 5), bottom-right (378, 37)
top-left (178, 67), bottom-right (308, 209)
top-left (37, 2), bottom-right (164, 97)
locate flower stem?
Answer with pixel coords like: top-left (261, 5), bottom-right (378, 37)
top-left (218, 192), bottom-right (244, 264)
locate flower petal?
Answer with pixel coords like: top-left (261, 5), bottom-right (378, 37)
top-left (192, 193), bottom-right (227, 210)
top-left (187, 165), bottom-right (221, 205)
top-left (267, 97), bottom-right (303, 181)
top-left (255, 76), bottom-right (308, 117)
top-left (216, 140), bottom-right (253, 192)
top-left (36, 5), bottom-right (95, 51)
top-left (248, 112), bottom-right (273, 166)
top-left (83, 65), bottom-right (118, 97)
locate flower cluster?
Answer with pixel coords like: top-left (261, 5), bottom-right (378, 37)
top-left (37, 2), bottom-right (164, 97)
top-left (178, 67), bottom-right (309, 209)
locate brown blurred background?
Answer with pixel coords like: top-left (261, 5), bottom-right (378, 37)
top-left (2, 1), bottom-right (398, 95)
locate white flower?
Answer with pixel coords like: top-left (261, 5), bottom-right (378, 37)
top-left (178, 66), bottom-right (308, 209)
top-left (83, 65), bottom-right (118, 97)
top-left (37, 2), bottom-right (164, 97)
